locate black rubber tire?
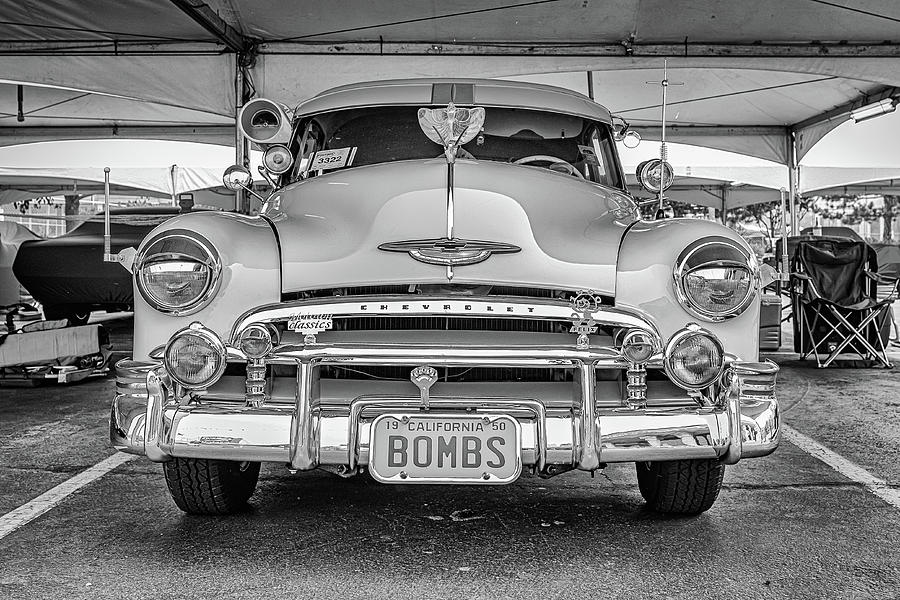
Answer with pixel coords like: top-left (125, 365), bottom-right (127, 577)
top-left (163, 458), bottom-right (260, 515)
top-left (636, 459), bottom-right (726, 515)
top-left (42, 304), bottom-right (90, 325)
top-left (66, 309), bottom-right (91, 326)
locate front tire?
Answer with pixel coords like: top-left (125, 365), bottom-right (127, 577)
top-left (636, 459), bottom-right (725, 515)
top-left (163, 458), bottom-right (260, 515)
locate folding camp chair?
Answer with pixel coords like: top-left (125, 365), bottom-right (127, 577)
top-left (790, 238), bottom-right (899, 368)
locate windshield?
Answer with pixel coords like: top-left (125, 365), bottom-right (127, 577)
top-left (288, 106), bottom-right (623, 188)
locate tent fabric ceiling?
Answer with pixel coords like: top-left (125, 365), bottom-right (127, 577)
top-left (0, 0), bottom-right (898, 165)
top-left (0, 82), bottom-right (233, 148)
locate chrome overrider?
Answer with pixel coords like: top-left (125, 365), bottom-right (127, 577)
top-left (110, 296), bottom-right (780, 476)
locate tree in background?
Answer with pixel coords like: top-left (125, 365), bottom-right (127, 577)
top-left (725, 198), bottom-right (811, 246)
top-left (883, 195), bottom-right (899, 242)
top-left (811, 194), bottom-right (897, 242)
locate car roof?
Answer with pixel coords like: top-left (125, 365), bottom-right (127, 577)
top-left (295, 78), bottom-right (612, 124)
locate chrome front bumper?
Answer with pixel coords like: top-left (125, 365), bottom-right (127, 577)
top-left (111, 350), bottom-right (780, 473)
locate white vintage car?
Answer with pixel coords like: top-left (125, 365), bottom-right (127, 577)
top-left (111, 78), bottom-right (779, 515)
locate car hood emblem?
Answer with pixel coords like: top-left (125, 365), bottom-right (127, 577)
top-left (378, 237), bottom-right (520, 267)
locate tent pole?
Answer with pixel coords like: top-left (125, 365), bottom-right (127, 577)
top-left (235, 56), bottom-right (246, 213)
top-left (788, 131), bottom-right (798, 234)
top-left (170, 164), bottom-right (178, 207)
top-left (720, 186), bottom-right (727, 225)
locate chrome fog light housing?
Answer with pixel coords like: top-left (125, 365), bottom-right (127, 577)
top-left (164, 323), bottom-right (227, 389)
top-left (621, 329), bottom-right (658, 364)
top-left (237, 324), bottom-right (277, 359)
top-left (664, 325), bottom-right (725, 390)
top-left (674, 237), bottom-right (758, 322)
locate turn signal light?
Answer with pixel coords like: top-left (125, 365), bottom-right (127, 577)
top-left (237, 324), bottom-right (276, 359)
top-left (621, 329), bottom-right (658, 364)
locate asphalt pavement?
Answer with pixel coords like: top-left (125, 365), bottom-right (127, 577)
top-left (1, 316), bottom-right (899, 599)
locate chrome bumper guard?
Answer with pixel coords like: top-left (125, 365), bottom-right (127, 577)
top-left (111, 346), bottom-right (779, 472)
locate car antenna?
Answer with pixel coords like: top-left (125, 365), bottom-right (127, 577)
top-left (646, 59), bottom-right (682, 218)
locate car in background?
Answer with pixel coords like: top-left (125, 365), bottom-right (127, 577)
top-left (13, 207), bottom-right (180, 324)
top-left (0, 220), bottom-right (40, 307)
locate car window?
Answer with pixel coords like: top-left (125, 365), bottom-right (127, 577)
top-left (288, 106), bottom-right (623, 188)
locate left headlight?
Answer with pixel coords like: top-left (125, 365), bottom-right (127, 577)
top-left (673, 236), bottom-right (758, 321)
top-left (135, 230), bottom-right (221, 315)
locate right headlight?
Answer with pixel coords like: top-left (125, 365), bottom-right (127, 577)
top-left (135, 230), bottom-right (221, 315)
top-left (673, 236), bottom-right (758, 321)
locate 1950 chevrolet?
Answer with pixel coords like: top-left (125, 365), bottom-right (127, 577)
top-left (110, 78), bottom-right (779, 515)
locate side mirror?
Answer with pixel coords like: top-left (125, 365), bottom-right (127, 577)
top-left (612, 116), bottom-right (641, 148)
top-left (223, 164), bottom-right (268, 204)
top-left (223, 165), bottom-right (254, 190)
top-left (620, 130), bottom-right (641, 148)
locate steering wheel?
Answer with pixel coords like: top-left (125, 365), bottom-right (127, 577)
top-left (514, 155), bottom-right (584, 179)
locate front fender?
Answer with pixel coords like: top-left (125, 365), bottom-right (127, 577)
top-left (615, 219), bottom-right (760, 362)
top-left (132, 212), bottom-right (280, 360)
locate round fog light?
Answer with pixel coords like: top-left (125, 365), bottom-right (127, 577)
top-left (664, 325), bottom-right (725, 390)
top-left (238, 324), bottom-right (275, 359)
top-left (263, 144), bottom-right (294, 174)
top-left (164, 323), bottom-right (227, 389)
top-left (621, 330), bottom-right (658, 364)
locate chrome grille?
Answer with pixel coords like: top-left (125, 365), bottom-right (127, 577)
top-left (331, 316), bottom-right (573, 334)
top-left (282, 285), bottom-right (611, 303)
top-left (321, 365), bottom-right (578, 382)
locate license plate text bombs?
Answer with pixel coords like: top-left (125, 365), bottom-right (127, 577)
top-left (386, 434), bottom-right (508, 469)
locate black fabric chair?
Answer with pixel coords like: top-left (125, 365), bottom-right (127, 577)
top-left (790, 238), bottom-right (898, 367)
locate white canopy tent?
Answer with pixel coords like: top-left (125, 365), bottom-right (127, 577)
top-left (1, 0), bottom-right (898, 215)
top-left (801, 167), bottom-right (900, 196)
top-left (0, 165), bottom-right (226, 206)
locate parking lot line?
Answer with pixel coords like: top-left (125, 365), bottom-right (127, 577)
top-left (0, 452), bottom-right (136, 541)
top-left (783, 424), bottom-right (900, 510)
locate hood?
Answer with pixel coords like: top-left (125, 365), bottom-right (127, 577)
top-left (265, 159), bottom-right (637, 295)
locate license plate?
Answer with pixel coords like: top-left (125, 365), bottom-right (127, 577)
top-left (369, 414), bottom-right (521, 484)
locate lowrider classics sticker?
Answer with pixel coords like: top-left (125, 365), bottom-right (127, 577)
top-left (287, 313), bottom-right (334, 332)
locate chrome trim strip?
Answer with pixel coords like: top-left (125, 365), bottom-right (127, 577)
top-left (144, 368), bottom-right (170, 462)
top-left (575, 362), bottom-right (600, 470)
top-left (231, 295), bottom-right (658, 343)
top-left (290, 360), bottom-right (318, 470)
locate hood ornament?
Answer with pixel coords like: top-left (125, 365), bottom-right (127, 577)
top-left (379, 237), bottom-right (520, 267)
top-left (407, 96), bottom-right (487, 280)
top-left (418, 102), bottom-right (485, 164)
